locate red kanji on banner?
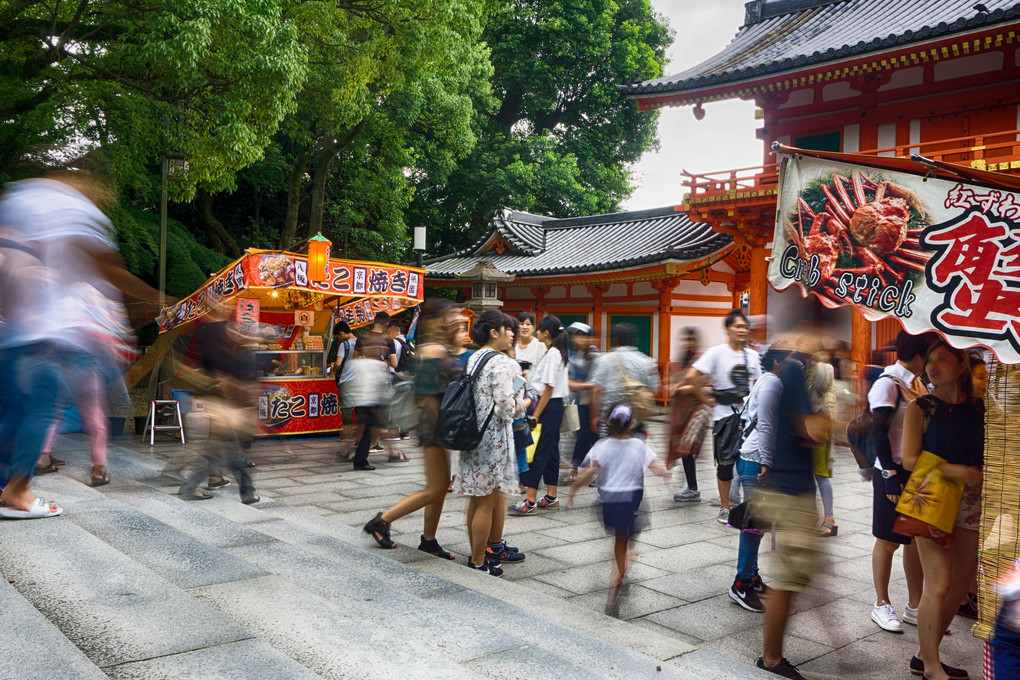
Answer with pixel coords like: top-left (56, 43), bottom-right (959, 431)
top-left (925, 212), bottom-right (1020, 340)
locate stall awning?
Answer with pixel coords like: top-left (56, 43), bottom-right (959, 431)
top-left (158, 249), bottom-right (425, 334)
top-left (767, 146), bottom-right (1020, 364)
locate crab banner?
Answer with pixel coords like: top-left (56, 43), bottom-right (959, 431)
top-left (769, 152), bottom-right (1020, 364)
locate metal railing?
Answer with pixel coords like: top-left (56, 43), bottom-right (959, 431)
top-left (682, 128), bottom-right (1020, 202)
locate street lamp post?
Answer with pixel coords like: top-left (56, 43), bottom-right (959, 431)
top-left (413, 225), bottom-right (426, 269)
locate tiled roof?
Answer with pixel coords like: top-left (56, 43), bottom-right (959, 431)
top-left (619, 0), bottom-right (1020, 98)
top-left (426, 206), bottom-right (733, 278)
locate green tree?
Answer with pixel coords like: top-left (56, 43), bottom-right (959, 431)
top-left (407, 0), bottom-right (672, 256)
top-left (0, 0), bottom-right (307, 198)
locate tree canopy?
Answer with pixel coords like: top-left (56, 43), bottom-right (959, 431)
top-left (1, 0), bottom-right (672, 284)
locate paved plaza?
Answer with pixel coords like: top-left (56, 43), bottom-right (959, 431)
top-left (126, 421), bottom-right (981, 679)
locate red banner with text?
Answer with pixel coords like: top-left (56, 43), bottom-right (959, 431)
top-left (256, 378), bottom-right (342, 435)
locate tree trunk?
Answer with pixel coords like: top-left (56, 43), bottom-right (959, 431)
top-left (198, 189), bottom-right (240, 257)
top-left (307, 149), bottom-right (333, 239)
top-left (279, 149), bottom-right (310, 250)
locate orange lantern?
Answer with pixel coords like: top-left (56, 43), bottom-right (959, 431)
top-left (307, 233), bottom-right (331, 282)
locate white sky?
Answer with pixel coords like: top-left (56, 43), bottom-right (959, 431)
top-left (622, 0), bottom-right (763, 210)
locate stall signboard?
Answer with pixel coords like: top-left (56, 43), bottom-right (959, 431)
top-left (236, 298), bottom-right (260, 335)
top-left (768, 152), bottom-right (1020, 363)
top-left (159, 252), bottom-right (425, 333)
top-left (334, 296), bottom-right (413, 329)
top-left (256, 379), bottom-right (342, 435)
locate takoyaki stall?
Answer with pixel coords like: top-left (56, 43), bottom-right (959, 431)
top-left (158, 247), bottom-right (425, 436)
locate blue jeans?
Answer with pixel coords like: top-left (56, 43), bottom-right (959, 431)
top-left (735, 457), bottom-right (764, 585)
top-left (570, 404), bottom-right (598, 467)
top-left (0, 344), bottom-right (63, 487)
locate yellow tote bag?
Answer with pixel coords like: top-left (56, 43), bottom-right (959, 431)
top-left (526, 424), bottom-right (542, 464)
top-left (894, 450), bottom-right (964, 536)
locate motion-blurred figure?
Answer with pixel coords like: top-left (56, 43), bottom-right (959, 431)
top-left (0, 171), bottom-right (161, 517)
top-left (564, 322), bottom-right (599, 483)
top-left (177, 303), bottom-right (259, 503)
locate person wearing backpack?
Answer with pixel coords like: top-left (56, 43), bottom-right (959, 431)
top-left (867, 330), bottom-right (937, 634)
top-left (453, 311), bottom-right (521, 576)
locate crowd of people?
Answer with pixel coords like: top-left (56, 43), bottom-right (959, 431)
top-left (0, 174), bottom-right (1006, 679)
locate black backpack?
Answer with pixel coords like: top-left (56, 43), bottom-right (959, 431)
top-left (394, 337), bottom-right (415, 373)
top-left (845, 373), bottom-right (904, 469)
top-left (435, 350), bottom-right (498, 451)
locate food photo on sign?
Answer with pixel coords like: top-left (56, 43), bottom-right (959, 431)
top-left (768, 148), bottom-right (1020, 364)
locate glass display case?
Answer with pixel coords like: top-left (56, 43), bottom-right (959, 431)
top-left (254, 349), bottom-right (327, 380)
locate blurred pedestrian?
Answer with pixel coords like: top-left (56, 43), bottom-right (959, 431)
top-left (806, 346), bottom-right (837, 537)
top-left (455, 311), bottom-right (520, 576)
top-left (670, 327), bottom-right (712, 502)
top-left (901, 342), bottom-right (982, 680)
top-left (177, 303), bottom-right (259, 504)
top-left (727, 347), bottom-right (785, 614)
top-left (755, 346), bottom-right (826, 679)
top-left (363, 299), bottom-right (459, 557)
top-left (347, 312), bottom-right (400, 469)
top-left (568, 403), bottom-right (666, 615)
top-left (0, 171), bottom-right (162, 517)
top-left (510, 315), bottom-right (569, 515)
top-left (565, 322), bottom-right (599, 483)
top-left (588, 323), bottom-right (659, 439)
top-left (331, 320), bottom-right (358, 461)
top-left (684, 310), bottom-right (761, 524)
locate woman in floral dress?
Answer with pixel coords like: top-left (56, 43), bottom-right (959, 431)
top-left (455, 310), bottom-right (521, 576)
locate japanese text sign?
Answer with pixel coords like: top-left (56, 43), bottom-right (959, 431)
top-left (769, 153), bottom-right (1020, 363)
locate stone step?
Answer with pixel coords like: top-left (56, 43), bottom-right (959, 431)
top-left (0, 578), bottom-right (108, 680)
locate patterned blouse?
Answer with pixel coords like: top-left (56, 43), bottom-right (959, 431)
top-left (454, 349), bottom-right (521, 497)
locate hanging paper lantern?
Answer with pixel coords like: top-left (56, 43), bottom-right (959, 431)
top-left (308, 233), bottom-right (331, 282)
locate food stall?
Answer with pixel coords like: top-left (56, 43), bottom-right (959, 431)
top-left (767, 144), bottom-right (1020, 671)
top-left (158, 247), bottom-right (425, 436)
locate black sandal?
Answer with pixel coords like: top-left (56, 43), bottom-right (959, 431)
top-left (363, 512), bottom-right (397, 549)
top-left (34, 463), bottom-right (58, 475)
top-left (418, 535), bottom-right (456, 560)
top-left (90, 466), bottom-right (110, 487)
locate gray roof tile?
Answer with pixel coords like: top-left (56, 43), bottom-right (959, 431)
top-left (620, 0), bottom-right (1020, 98)
top-left (426, 206), bottom-right (733, 278)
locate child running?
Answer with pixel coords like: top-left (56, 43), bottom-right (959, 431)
top-left (568, 403), bottom-right (666, 614)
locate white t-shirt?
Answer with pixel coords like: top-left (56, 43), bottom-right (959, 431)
top-left (691, 344), bottom-right (762, 421)
top-left (531, 346), bottom-right (569, 399)
top-left (515, 338), bottom-right (547, 390)
top-left (866, 361), bottom-right (921, 468)
top-left (582, 436), bottom-right (656, 501)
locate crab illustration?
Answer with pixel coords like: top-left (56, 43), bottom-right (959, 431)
top-left (790, 169), bottom-right (930, 287)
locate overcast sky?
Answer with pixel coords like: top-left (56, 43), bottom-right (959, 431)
top-left (622, 0), bottom-right (763, 211)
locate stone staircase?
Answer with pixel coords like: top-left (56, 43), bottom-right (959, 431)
top-left (0, 438), bottom-right (769, 680)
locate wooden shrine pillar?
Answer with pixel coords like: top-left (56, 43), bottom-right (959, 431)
top-left (749, 245), bottom-right (770, 341)
top-left (653, 277), bottom-right (680, 401)
top-left (851, 308), bottom-right (871, 380)
top-left (586, 283), bottom-right (608, 349)
top-left (530, 286), bottom-right (550, 319)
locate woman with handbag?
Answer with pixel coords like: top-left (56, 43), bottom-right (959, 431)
top-left (363, 299), bottom-right (462, 559)
top-left (510, 315), bottom-right (570, 515)
top-left (900, 342), bottom-right (983, 680)
top-left (669, 327), bottom-right (711, 502)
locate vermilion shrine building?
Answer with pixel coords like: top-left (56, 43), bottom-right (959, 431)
top-left (425, 206), bottom-right (744, 390)
top-left (619, 0), bottom-right (1020, 365)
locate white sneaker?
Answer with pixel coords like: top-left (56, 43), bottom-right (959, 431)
top-left (717, 507), bottom-right (730, 525)
top-left (871, 603), bottom-right (904, 632)
top-left (902, 604), bottom-right (918, 625)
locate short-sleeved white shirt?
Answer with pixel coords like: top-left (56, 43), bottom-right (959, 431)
top-left (531, 346), bottom-right (569, 399)
top-left (691, 343), bottom-right (762, 421)
top-left (866, 361), bottom-right (921, 468)
top-left (582, 437), bottom-right (656, 500)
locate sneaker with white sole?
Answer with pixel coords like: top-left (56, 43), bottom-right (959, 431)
top-left (902, 604), bottom-right (918, 626)
top-left (729, 583), bottom-right (765, 613)
top-left (717, 507), bottom-right (730, 525)
top-left (509, 499), bottom-right (537, 516)
top-left (536, 495), bottom-right (560, 510)
top-left (673, 488), bottom-right (702, 503)
top-left (872, 602), bottom-right (904, 632)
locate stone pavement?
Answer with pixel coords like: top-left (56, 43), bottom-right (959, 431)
top-left (1, 422), bottom-right (985, 680)
top-left (125, 421), bottom-right (983, 680)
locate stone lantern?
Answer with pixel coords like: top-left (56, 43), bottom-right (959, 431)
top-left (456, 259), bottom-right (515, 313)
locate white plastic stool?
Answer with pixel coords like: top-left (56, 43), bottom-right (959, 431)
top-left (144, 400), bottom-right (186, 446)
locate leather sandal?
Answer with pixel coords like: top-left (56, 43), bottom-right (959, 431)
top-left (817, 521), bottom-right (838, 537)
top-left (363, 512), bottom-right (397, 549)
top-left (90, 466), bottom-right (110, 487)
top-left (418, 535), bottom-right (456, 560)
